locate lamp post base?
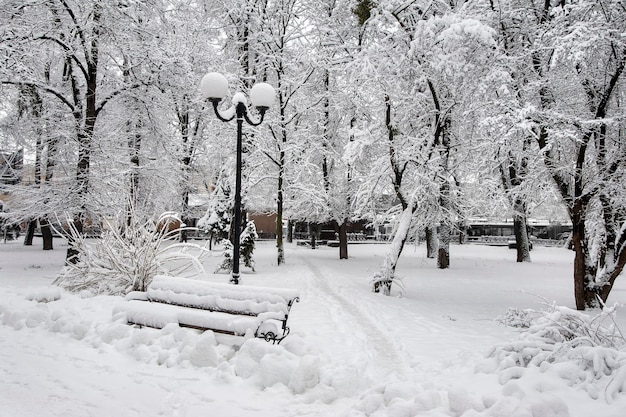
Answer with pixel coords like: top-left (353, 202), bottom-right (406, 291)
top-left (230, 272), bottom-right (240, 285)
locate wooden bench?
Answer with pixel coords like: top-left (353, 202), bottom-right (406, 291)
top-left (113, 275), bottom-right (300, 344)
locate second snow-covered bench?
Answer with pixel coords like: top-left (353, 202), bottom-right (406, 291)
top-left (114, 275), bottom-right (300, 344)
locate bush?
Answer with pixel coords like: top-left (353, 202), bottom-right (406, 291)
top-left (54, 212), bottom-right (210, 295)
top-left (489, 303), bottom-right (626, 401)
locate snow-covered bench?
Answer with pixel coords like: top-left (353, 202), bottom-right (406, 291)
top-left (114, 275), bottom-right (300, 344)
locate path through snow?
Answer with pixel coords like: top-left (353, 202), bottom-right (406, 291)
top-left (297, 253), bottom-right (410, 381)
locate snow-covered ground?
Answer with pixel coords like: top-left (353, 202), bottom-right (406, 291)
top-left (1, 238), bottom-right (625, 417)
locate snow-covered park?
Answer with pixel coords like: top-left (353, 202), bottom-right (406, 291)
top-left (1, 239), bottom-right (626, 417)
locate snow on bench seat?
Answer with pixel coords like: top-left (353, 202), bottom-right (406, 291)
top-left (114, 276), bottom-right (299, 343)
top-left (145, 275), bottom-right (300, 317)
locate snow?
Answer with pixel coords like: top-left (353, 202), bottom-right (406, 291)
top-left (2, 238), bottom-right (626, 417)
top-left (146, 275), bottom-right (299, 313)
top-left (232, 92), bottom-right (248, 106)
top-left (250, 82), bottom-right (276, 108)
top-left (200, 72), bottom-right (229, 100)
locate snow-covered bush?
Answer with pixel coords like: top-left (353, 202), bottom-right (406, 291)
top-left (488, 304), bottom-right (626, 401)
top-left (215, 239), bottom-right (234, 274)
top-left (54, 212), bottom-right (210, 295)
top-left (496, 307), bottom-right (541, 329)
top-left (215, 221), bottom-right (258, 274)
top-left (240, 221), bottom-right (257, 271)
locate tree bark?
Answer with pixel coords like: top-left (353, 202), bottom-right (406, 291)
top-left (40, 217), bottom-right (54, 251)
top-left (64, 2), bottom-right (102, 264)
top-left (276, 174), bottom-right (285, 264)
top-left (436, 117), bottom-right (452, 269)
top-left (437, 184), bottom-right (451, 269)
top-left (513, 213), bottom-right (531, 263)
top-left (375, 198), bottom-right (417, 294)
top-left (275, 89), bottom-right (287, 265)
top-left (286, 219), bottom-right (293, 243)
top-left (21, 85), bottom-right (42, 247)
top-left (571, 202), bottom-right (596, 309)
top-left (337, 220), bottom-right (348, 260)
top-left (309, 222), bottom-right (318, 249)
top-left (425, 227), bottom-right (438, 258)
top-left (24, 221), bottom-right (36, 246)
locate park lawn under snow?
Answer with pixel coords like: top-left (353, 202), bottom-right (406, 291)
top-left (1, 238), bottom-right (626, 417)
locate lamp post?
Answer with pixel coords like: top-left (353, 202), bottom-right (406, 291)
top-left (200, 72), bottom-right (275, 284)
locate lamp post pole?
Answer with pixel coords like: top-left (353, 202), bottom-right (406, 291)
top-left (232, 103), bottom-right (244, 282)
top-left (200, 73), bottom-right (275, 284)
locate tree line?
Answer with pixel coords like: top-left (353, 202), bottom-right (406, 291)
top-left (0, 0), bottom-right (624, 310)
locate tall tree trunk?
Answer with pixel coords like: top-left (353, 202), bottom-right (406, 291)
top-left (309, 222), bottom-right (318, 249)
top-left (513, 211), bottom-right (531, 263)
top-left (437, 117), bottom-right (452, 269)
top-left (425, 227), bottom-right (438, 258)
top-left (437, 181), bottom-right (451, 270)
top-left (177, 100), bottom-right (195, 244)
top-left (40, 134), bottom-right (58, 251)
top-left (276, 165), bottom-right (285, 265)
top-left (333, 219), bottom-right (349, 260)
top-left (21, 86), bottom-right (43, 246)
top-left (320, 67), bottom-right (350, 260)
top-left (65, 2), bottom-right (102, 264)
top-left (40, 217), bottom-right (54, 251)
top-left (338, 222), bottom-right (348, 259)
top-left (123, 53), bottom-right (142, 232)
top-left (571, 201), bottom-right (596, 309)
top-left (375, 199), bottom-right (417, 295)
top-left (286, 219), bottom-right (293, 243)
top-left (275, 86), bottom-right (287, 265)
top-left (23, 221), bottom-right (36, 246)
top-left (374, 94), bottom-right (411, 290)
top-left (499, 151), bottom-right (532, 262)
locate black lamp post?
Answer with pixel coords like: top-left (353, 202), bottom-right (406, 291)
top-left (200, 72), bottom-right (275, 284)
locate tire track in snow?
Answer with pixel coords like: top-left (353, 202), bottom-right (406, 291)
top-left (298, 254), bottom-right (409, 381)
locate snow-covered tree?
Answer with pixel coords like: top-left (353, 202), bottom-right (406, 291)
top-left (491, 0), bottom-right (626, 309)
top-left (243, 0), bottom-right (313, 266)
top-left (351, 1), bottom-right (498, 290)
top-left (0, 1), bottom-right (158, 260)
top-left (198, 179), bottom-right (232, 248)
top-left (302, 0), bottom-right (362, 260)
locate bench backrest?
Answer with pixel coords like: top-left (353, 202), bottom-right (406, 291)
top-left (145, 275), bottom-right (300, 317)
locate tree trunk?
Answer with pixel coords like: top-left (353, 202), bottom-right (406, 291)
top-left (274, 71), bottom-right (288, 265)
top-left (338, 220), bottom-right (348, 260)
top-left (458, 223), bottom-right (466, 244)
top-left (309, 222), bottom-right (317, 249)
top-left (513, 212), bottom-right (531, 263)
top-left (286, 219), bottom-right (293, 243)
top-left (23, 220), bottom-right (36, 246)
top-left (276, 128), bottom-right (286, 265)
top-left (425, 226), bottom-right (437, 258)
top-left (437, 221), bottom-right (450, 269)
top-left (40, 217), bottom-right (54, 250)
top-left (375, 199), bottom-right (417, 295)
top-left (23, 86), bottom-right (42, 247)
top-left (66, 217), bottom-right (83, 263)
top-left (571, 203), bottom-right (597, 309)
top-left (437, 117), bottom-right (452, 269)
top-left (276, 181), bottom-right (285, 265)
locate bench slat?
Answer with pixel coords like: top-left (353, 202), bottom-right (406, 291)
top-left (119, 299), bottom-right (272, 336)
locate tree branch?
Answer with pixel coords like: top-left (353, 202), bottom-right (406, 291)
top-left (0, 80), bottom-right (75, 112)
